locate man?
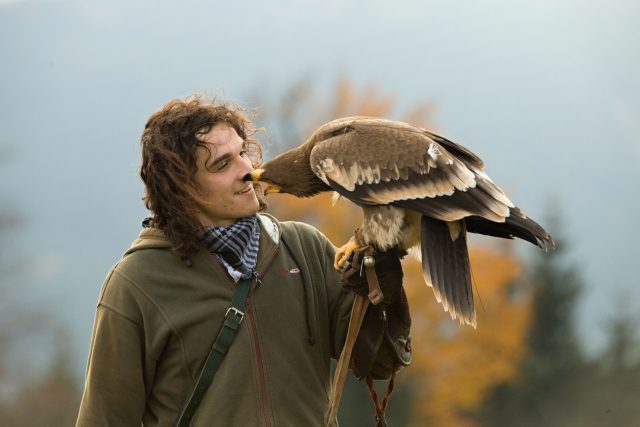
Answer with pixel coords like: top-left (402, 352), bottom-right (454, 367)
top-left (76, 95), bottom-right (410, 426)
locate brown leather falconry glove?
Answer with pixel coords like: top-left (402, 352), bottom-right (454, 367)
top-left (340, 248), bottom-right (412, 380)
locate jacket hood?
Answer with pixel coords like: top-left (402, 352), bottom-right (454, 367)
top-left (124, 227), bottom-right (172, 256)
top-left (123, 214), bottom-right (281, 256)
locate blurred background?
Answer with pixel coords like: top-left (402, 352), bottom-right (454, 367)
top-left (1, 0), bottom-right (639, 425)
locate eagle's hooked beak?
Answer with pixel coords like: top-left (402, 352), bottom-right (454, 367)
top-left (244, 169), bottom-right (281, 195)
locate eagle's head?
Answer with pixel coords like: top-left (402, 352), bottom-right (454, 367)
top-left (244, 144), bottom-right (331, 198)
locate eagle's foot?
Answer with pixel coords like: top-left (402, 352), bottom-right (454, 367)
top-left (334, 229), bottom-right (367, 270)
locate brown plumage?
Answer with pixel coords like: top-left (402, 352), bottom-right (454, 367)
top-left (248, 116), bottom-right (554, 327)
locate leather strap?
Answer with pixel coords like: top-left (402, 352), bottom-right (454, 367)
top-left (174, 277), bottom-right (253, 427)
top-left (366, 369), bottom-right (397, 427)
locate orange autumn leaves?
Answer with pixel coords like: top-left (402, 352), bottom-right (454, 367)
top-left (403, 246), bottom-right (530, 427)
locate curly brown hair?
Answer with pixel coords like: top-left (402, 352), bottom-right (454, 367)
top-left (140, 95), bottom-right (263, 256)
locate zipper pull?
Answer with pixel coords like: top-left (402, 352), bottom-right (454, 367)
top-left (252, 270), bottom-right (262, 286)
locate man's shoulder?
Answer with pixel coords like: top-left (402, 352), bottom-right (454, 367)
top-left (277, 219), bottom-right (328, 244)
top-left (98, 232), bottom-right (194, 311)
top-left (107, 228), bottom-right (185, 290)
top-left (272, 218), bottom-right (336, 262)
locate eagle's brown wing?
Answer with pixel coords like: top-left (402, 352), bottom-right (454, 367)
top-left (308, 117), bottom-right (516, 327)
top-left (307, 117), bottom-right (554, 327)
top-left (308, 117), bottom-right (514, 222)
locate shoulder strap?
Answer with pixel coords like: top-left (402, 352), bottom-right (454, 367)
top-left (174, 277), bottom-right (253, 427)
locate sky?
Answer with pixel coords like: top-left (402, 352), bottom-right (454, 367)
top-left (1, 0), bottom-right (639, 378)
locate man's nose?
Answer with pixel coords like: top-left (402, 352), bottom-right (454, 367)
top-left (238, 157), bottom-right (254, 180)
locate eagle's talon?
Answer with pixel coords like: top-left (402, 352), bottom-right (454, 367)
top-left (334, 237), bottom-right (365, 270)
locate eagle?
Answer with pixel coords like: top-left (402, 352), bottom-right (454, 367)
top-left (246, 117), bottom-right (553, 327)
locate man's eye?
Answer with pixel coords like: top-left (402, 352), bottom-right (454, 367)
top-left (210, 160), bottom-right (228, 172)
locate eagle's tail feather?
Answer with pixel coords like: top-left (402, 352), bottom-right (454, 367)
top-left (420, 216), bottom-right (476, 328)
top-left (465, 207), bottom-right (554, 250)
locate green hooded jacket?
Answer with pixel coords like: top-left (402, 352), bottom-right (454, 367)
top-left (76, 214), bottom-right (399, 426)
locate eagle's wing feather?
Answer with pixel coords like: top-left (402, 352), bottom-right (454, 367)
top-left (309, 118), bottom-right (513, 223)
top-left (425, 130), bottom-right (485, 170)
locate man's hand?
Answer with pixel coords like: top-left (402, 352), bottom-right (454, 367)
top-left (339, 247), bottom-right (412, 380)
top-left (340, 247), bottom-right (406, 305)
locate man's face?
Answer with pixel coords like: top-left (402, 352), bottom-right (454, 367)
top-left (193, 123), bottom-right (260, 227)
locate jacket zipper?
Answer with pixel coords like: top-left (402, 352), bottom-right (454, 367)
top-left (248, 249), bottom-right (278, 427)
top-left (205, 241), bottom-right (279, 426)
top-left (247, 300), bottom-right (272, 427)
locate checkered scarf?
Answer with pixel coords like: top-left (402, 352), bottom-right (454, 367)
top-left (200, 216), bottom-right (260, 281)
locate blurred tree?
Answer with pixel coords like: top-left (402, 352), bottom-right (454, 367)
top-left (0, 151), bottom-right (31, 392)
top-left (0, 330), bottom-right (81, 426)
top-left (479, 210), bottom-right (588, 427)
top-left (521, 214), bottom-right (583, 384)
top-left (559, 301), bottom-right (640, 427)
top-left (586, 306), bottom-right (640, 426)
top-left (0, 207), bottom-right (24, 382)
top-left (601, 296), bottom-right (640, 372)
top-left (256, 77), bottom-right (532, 427)
top-left (0, 157), bottom-right (81, 425)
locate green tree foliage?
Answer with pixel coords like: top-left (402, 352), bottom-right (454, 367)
top-left (480, 211), bottom-right (586, 426)
top-left (518, 214), bottom-right (585, 396)
top-left (338, 370), bottom-right (416, 427)
top-left (479, 210), bottom-right (640, 427)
